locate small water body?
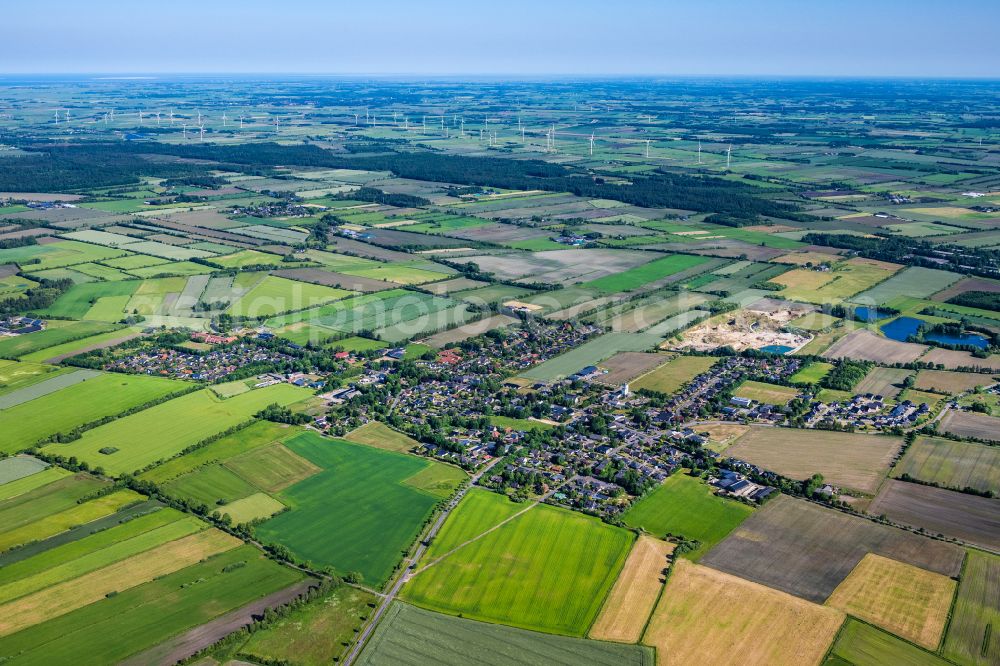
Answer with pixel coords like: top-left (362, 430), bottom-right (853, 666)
top-left (758, 344), bottom-right (794, 354)
top-left (880, 317), bottom-right (924, 342)
top-left (881, 317), bottom-right (990, 349)
top-left (925, 332), bottom-right (989, 349)
top-left (854, 306), bottom-right (891, 322)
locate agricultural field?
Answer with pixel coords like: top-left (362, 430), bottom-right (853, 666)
top-left (0, 373), bottom-right (188, 454)
top-left (850, 267), bottom-right (962, 305)
top-left (701, 496), bottom-right (964, 603)
top-left (855, 366), bottom-right (914, 398)
top-left (629, 354), bottom-right (717, 394)
top-left (226, 275), bottom-right (353, 317)
top-left (582, 253), bottom-right (709, 293)
top-left (359, 602), bottom-right (654, 666)
top-left (255, 432), bottom-right (463, 585)
top-left (42, 384), bottom-right (310, 474)
top-left (0, 320), bottom-right (120, 358)
top-left (914, 370), bottom-right (999, 393)
top-left (825, 554), bottom-right (956, 649)
top-left (827, 619), bottom-right (952, 666)
top-left (643, 559), bottom-right (844, 666)
top-left (402, 498), bottom-right (633, 636)
top-left (892, 436), bottom-right (1000, 494)
top-left (589, 536), bottom-right (674, 643)
top-left (621, 474), bottom-right (753, 560)
top-left (823, 329), bottom-right (928, 364)
top-left (593, 352), bottom-right (671, 385)
top-left (867, 480), bottom-right (1000, 551)
top-left (939, 410), bottom-right (1000, 442)
top-left (519, 332), bottom-right (662, 382)
top-left (726, 427), bottom-right (902, 494)
top-left (943, 551), bottom-right (1000, 666)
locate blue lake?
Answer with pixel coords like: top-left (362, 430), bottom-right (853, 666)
top-left (881, 317), bottom-right (990, 349)
top-left (854, 306), bottom-right (891, 322)
top-left (880, 317), bottom-right (923, 341)
top-left (759, 345), bottom-right (794, 354)
top-left (925, 332), bottom-right (989, 349)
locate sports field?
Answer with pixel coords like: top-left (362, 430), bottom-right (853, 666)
top-left (726, 427), bottom-right (902, 494)
top-left (733, 380), bottom-right (799, 405)
top-left (891, 436), bottom-right (1000, 494)
top-left (631, 355), bottom-right (717, 394)
top-left (590, 536), bottom-right (674, 643)
top-left (943, 550), bottom-right (1000, 666)
top-left (403, 499), bottom-right (633, 636)
top-left (0, 373), bottom-right (187, 454)
top-left (621, 474), bottom-right (753, 561)
top-left (256, 433), bottom-right (459, 585)
top-left (825, 554), bottom-right (955, 649)
top-left (359, 602), bottom-right (654, 666)
top-left (643, 559), bottom-right (843, 666)
top-left (43, 384), bottom-right (309, 474)
top-left (789, 361), bottom-right (834, 385)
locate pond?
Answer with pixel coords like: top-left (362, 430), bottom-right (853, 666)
top-left (758, 344), bottom-right (794, 354)
top-left (854, 306), bottom-right (891, 322)
top-left (924, 331), bottom-right (989, 349)
top-left (880, 317), bottom-right (924, 342)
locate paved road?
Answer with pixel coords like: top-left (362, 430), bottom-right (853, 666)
top-left (342, 458), bottom-right (500, 666)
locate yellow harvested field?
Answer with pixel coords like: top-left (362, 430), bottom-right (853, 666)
top-left (590, 536), bottom-right (674, 643)
top-left (825, 553), bottom-right (955, 649)
top-left (0, 529), bottom-right (240, 636)
top-left (771, 268), bottom-right (836, 291)
top-left (774, 251), bottom-right (842, 265)
top-left (643, 559), bottom-right (843, 666)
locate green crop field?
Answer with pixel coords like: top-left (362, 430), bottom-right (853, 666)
top-left (632, 355), bottom-right (717, 394)
top-left (850, 267), bottom-right (962, 305)
top-left (226, 275), bottom-right (353, 317)
top-left (345, 264), bottom-right (451, 285)
top-left (255, 432), bottom-right (457, 585)
top-left (43, 384), bottom-right (310, 475)
top-left (0, 489), bottom-right (141, 552)
top-left (419, 489), bottom-right (525, 559)
top-left (0, 373), bottom-right (188, 454)
top-left (402, 499), bottom-right (633, 636)
top-left (0, 467), bottom-right (71, 502)
top-left (622, 474), bottom-right (754, 560)
top-left (0, 511), bottom-right (205, 604)
top-left (138, 420), bottom-right (296, 485)
top-left (164, 464), bottom-right (258, 506)
top-left (583, 253), bottom-right (708, 293)
top-left (359, 602), bottom-right (654, 666)
top-left (943, 550), bottom-right (1000, 666)
top-left (0, 545), bottom-right (303, 665)
top-left (0, 361), bottom-right (67, 398)
top-left (17, 327), bottom-right (139, 364)
top-left (826, 618), bottom-right (951, 666)
top-left (209, 249), bottom-right (285, 268)
top-left (0, 320), bottom-right (120, 358)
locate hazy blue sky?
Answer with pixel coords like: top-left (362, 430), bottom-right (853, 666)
top-left (5, 0), bottom-right (998, 76)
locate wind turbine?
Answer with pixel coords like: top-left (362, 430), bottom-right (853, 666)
top-left (589, 133), bottom-right (595, 156)
top-left (155, 112), bottom-right (161, 127)
top-left (222, 112), bottom-right (228, 127)
top-left (196, 110), bottom-right (202, 126)
top-left (726, 145), bottom-right (732, 169)
top-left (239, 115), bottom-right (245, 129)
top-left (182, 123), bottom-right (188, 140)
top-left (199, 125), bottom-right (205, 142)
top-left (169, 109), bottom-right (174, 124)
top-left (138, 111), bottom-right (143, 125)
top-left (697, 140), bottom-right (702, 164)
top-left (460, 117), bottom-right (465, 137)
top-left (645, 140), bottom-right (651, 159)
top-left (354, 113), bottom-right (359, 126)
